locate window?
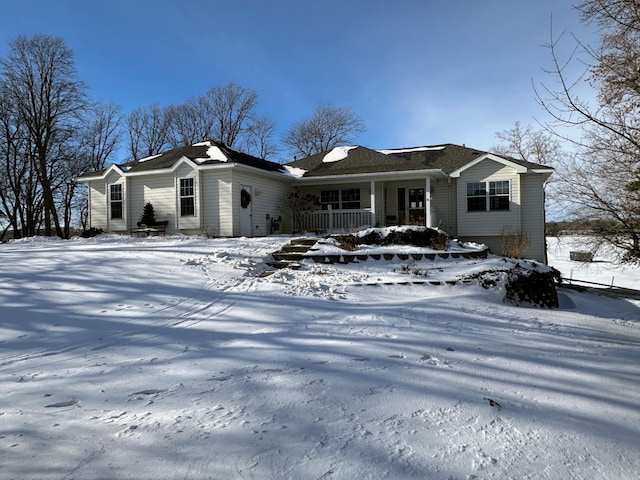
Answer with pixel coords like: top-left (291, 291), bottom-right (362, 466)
top-left (489, 181), bottom-right (510, 211)
top-left (180, 178), bottom-right (195, 216)
top-left (341, 188), bottom-right (361, 209)
top-left (467, 181), bottom-right (509, 212)
top-left (320, 188), bottom-right (361, 210)
top-left (320, 190), bottom-right (339, 210)
top-left (467, 182), bottom-right (486, 212)
top-left (109, 184), bottom-right (123, 219)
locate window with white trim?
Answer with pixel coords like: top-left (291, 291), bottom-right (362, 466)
top-left (179, 178), bottom-right (195, 216)
top-left (467, 181), bottom-right (510, 212)
top-left (341, 188), bottom-right (360, 209)
top-left (109, 184), bottom-right (123, 219)
top-left (489, 180), bottom-right (510, 211)
top-left (320, 188), bottom-right (361, 210)
top-left (320, 189), bottom-right (339, 210)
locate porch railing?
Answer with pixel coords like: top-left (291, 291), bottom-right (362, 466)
top-left (295, 209), bottom-right (374, 232)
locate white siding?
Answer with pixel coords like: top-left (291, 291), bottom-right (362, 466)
top-left (88, 181), bottom-right (107, 230)
top-left (105, 171), bottom-right (127, 232)
top-left (430, 178), bottom-right (453, 232)
top-left (201, 170), bottom-right (231, 237)
top-left (129, 173), bottom-right (175, 232)
top-left (520, 174), bottom-right (547, 262)
top-left (457, 161), bottom-right (521, 237)
top-left (175, 164), bottom-right (200, 231)
top-left (230, 169), bottom-right (291, 236)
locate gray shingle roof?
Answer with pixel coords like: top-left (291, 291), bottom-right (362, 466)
top-left (128, 141), bottom-right (285, 173)
top-left (82, 141), bottom-right (285, 177)
top-left (285, 144), bottom-right (552, 177)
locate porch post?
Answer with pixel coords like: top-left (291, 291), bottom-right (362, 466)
top-left (425, 177), bottom-right (431, 227)
top-left (328, 204), bottom-right (333, 230)
top-left (370, 180), bottom-right (376, 227)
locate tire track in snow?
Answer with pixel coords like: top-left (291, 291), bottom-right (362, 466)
top-left (0, 259), bottom-right (259, 375)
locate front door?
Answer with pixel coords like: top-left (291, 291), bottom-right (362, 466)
top-left (397, 188), bottom-right (406, 224)
top-left (240, 185), bottom-right (253, 237)
top-left (408, 188), bottom-right (425, 225)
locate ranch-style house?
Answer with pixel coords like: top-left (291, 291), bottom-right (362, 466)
top-left (78, 140), bottom-right (553, 262)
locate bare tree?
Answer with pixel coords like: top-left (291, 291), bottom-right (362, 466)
top-left (168, 97), bottom-right (214, 148)
top-left (202, 83), bottom-right (258, 148)
top-left (0, 34), bottom-right (87, 237)
top-left (283, 104), bottom-right (366, 158)
top-left (493, 121), bottom-right (563, 167)
top-left (137, 83), bottom-right (267, 155)
top-left (83, 102), bottom-right (122, 172)
top-left (126, 103), bottom-right (172, 160)
top-left (65, 102), bottom-right (122, 234)
top-left (492, 121), bottom-right (565, 218)
top-left (0, 91), bottom-right (43, 239)
top-left (535, 0), bottom-right (640, 262)
top-left (243, 115), bottom-right (279, 159)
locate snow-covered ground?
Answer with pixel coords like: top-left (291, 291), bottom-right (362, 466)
top-left (546, 235), bottom-right (640, 290)
top-left (0, 233), bottom-right (638, 480)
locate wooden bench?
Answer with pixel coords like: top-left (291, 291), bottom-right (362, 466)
top-left (131, 220), bottom-right (169, 237)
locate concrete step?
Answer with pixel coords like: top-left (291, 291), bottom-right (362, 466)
top-left (272, 252), bottom-right (305, 261)
top-left (290, 238), bottom-right (317, 246)
top-left (281, 244), bottom-right (311, 253)
top-left (266, 261), bottom-right (301, 270)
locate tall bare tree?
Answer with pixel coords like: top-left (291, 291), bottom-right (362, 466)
top-left (142, 83), bottom-right (276, 158)
top-left (283, 104), bottom-right (366, 158)
top-left (0, 34), bottom-right (87, 237)
top-left (0, 90), bottom-right (42, 239)
top-left (204, 83), bottom-right (258, 148)
top-left (166, 100), bottom-right (213, 149)
top-left (126, 103), bottom-right (172, 160)
top-left (535, 0), bottom-right (640, 262)
top-left (243, 115), bottom-right (279, 159)
top-left (67, 102), bottom-right (122, 234)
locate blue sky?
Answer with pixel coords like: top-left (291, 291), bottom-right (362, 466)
top-left (0, 0), bottom-right (597, 161)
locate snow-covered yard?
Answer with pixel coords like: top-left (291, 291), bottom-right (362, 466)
top-left (0, 233), bottom-right (638, 479)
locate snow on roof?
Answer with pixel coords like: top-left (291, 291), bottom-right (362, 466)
top-left (137, 153), bottom-right (163, 163)
top-left (323, 146), bottom-right (358, 163)
top-left (205, 145), bottom-right (228, 162)
top-left (283, 165), bottom-right (307, 178)
top-left (190, 141), bottom-right (228, 163)
top-left (378, 146), bottom-right (446, 155)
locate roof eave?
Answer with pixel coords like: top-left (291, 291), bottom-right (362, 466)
top-left (449, 153), bottom-right (533, 178)
top-left (76, 163), bottom-right (125, 182)
top-left (295, 169), bottom-right (447, 184)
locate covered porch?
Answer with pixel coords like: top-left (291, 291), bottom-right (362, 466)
top-left (293, 176), bottom-right (442, 233)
